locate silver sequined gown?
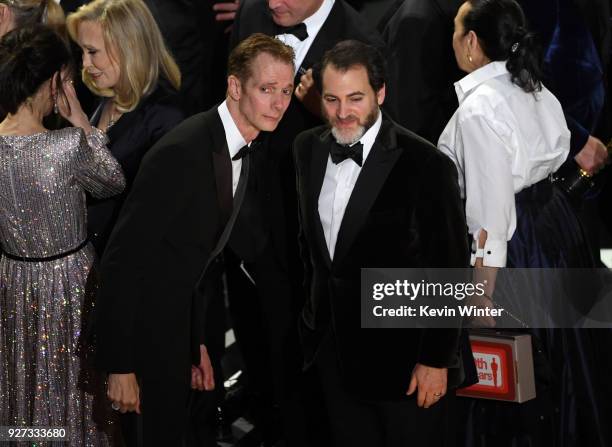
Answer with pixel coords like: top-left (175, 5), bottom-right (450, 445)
top-left (0, 127), bottom-right (125, 446)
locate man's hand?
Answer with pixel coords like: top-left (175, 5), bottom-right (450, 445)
top-left (213, 1), bottom-right (240, 33)
top-left (107, 373), bottom-right (141, 414)
top-left (295, 68), bottom-right (315, 101)
top-left (295, 68), bottom-right (321, 117)
top-left (191, 344), bottom-right (215, 391)
top-left (574, 135), bottom-right (608, 175)
top-left (406, 364), bottom-right (447, 408)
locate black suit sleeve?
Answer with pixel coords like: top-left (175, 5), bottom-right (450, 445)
top-left (383, 1), bottom-right (463, 143)
top-left (229, 0), bottom-right (247, 50)
top-left (95, 139), bottom-right (197, 373)
top-left (146, 99), bottom-right (186, 145)
top-left (414, 150), bottom-right (469, 367)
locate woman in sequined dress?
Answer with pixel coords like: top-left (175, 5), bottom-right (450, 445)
top-left (0, 25), bottom-right (125, 445)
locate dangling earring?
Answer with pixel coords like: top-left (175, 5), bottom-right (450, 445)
top-left (467, 53), bottom-right (473, 63)
top-left (53, 95), bottom-right (58, 114)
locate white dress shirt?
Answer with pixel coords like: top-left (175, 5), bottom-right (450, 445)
top-left (218, 100), bottom-right (247, 196)
top-left (275, 0), bottom-right (335, 75)
top-left (318, 111), bottom-right (382, 259)
top-left (438, 61), bottom-right (570, 267)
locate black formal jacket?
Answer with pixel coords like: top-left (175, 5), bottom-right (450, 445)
top-left (87, 84), bottom-right (184, 255)
top-left (144, 0), bottom-right (222, 115)
top-left (230, 0), bottom-right (386, 288)
top-left (294, 115), bottom-right (470, 401)
top-left (381, 0), bottom-right (464, 144)
top-left (95, 108), bottom-right (234, 383)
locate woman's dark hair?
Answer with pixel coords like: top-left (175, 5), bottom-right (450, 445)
top-left (463, 0), bottom-right (543, 93)
top-left (0, 24), bottom-right (71, 115)
top-left (0, 0), bottom-right (65, 32)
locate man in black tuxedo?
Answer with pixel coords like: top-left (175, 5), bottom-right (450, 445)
top-left (94, 34), bottom-right (295, 446)
top-left (226, 1), bottom-right (385, 442)
top-left (294, 40), bottom-right (468, 446)
top-left (381, 0), bottom-right (464, 144)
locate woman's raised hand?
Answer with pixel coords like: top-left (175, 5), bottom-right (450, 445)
top-left (55, 71), bottom-right (93, 133)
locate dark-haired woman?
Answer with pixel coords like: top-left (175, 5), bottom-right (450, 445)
top-left (0, 0), bottom-right (65, 37)
top-left (438, 1), bottom-right (605, 446)
top-left (0, 0), bottom-right (66, 119)
top-left (439, 0), bottom-right (584, 270)
top-left (0, 25), bottom-right (123, 445)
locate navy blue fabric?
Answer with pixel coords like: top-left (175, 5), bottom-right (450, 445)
top-left (544, 0), bottom-right (604, 156)
top-left (507, 180), bottom-right (594, 269)
top-left (519, 0), bottom-right (605, 156)
top-left (459, 181), bottom-right (611, 447)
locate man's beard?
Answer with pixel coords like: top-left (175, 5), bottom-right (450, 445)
top-left (330, 107), bottom-right (379, 146)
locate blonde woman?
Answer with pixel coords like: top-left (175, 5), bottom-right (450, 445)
top-left (67, 0), bottom-right (184, 255)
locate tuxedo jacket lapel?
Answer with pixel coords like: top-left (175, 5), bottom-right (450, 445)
top-left (332, 119), bottom-right (401, 266)
top-left (298, 1), bottom-right (343, 76)
top-left (260, 7), bottom-right (280, 37)
top-left (311, 131), bottom-right (333, 269)
top-left (210, 113), bottom-right (233, 227)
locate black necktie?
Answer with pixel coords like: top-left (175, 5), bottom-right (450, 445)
top-left (275, 23), bottom-right (308, 41)
top-left (330, 141), bottom-right (364, 167)
top-left (232, 140), bottom-right (261, 161)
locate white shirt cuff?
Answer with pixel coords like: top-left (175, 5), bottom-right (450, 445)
top-left (470, 238), bottom-right (507, 267)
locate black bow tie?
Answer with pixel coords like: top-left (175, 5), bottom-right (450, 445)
top-left (232, 140), bottom-right (262, 161)
top-left (275, 22), bottom-right (308, 41)
top-left (330, 141), bottom-right (364, 167)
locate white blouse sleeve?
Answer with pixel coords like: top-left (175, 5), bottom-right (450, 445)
top-left (459, 112), bottom-right (516, 268)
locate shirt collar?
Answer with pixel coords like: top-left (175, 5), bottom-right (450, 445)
top-left (455, 61), bottom-right (509, 103)
top-left (218, 100), bottom-right (247, 160)
top-left (302, 0), bottom-right (335, 38)
top-left (355, 108), bottom-right (382, 163)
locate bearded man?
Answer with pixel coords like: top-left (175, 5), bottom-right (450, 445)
top-left (293, 40), bottom-right (469, 446)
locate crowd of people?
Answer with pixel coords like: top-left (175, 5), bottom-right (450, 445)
top-left (0, 0), bottom-right (611, 446)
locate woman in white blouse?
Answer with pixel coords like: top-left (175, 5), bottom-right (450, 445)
top-left (439, 0), bottom-right (593, 271)
top-left (439, 1), bottom-right (604, 446)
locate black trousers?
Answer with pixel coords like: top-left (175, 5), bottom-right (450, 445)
top-left (315, 333), bottom-right (453, 447)
top-left (119, 376), bottom-right (191, 447)
top-left (120, 275), bottom-right (226, 447)
top-left (225, 246), bottom-right (315, 446)
top-left (185, 272), bottom-right (227, 446)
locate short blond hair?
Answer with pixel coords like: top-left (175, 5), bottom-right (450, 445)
top-left (66, 0), bottom-right (180, 112)
top-left (228, 33), bottom-right (295, 84)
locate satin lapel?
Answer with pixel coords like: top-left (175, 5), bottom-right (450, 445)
top-left (210, 113), bottom-right (233, 224)
top-left (89, 100), bottom-right (104, 127)
top-left (310, 130), bottom-right (333, 269)
top-left (261, 6), bottom-right (280, 37)
top-left (332, 119), bottom-right (401, 266)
